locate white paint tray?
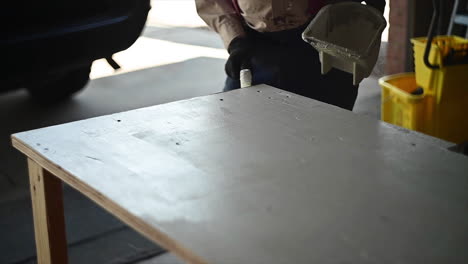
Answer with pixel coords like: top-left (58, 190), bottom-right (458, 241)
top-left (302, 2), bottom-right (387, 85)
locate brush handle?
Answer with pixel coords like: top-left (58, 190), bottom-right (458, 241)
top-left (240, 69), bottom-right (252, 88)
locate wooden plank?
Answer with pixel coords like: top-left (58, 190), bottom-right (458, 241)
top-left (28, 159), bottom-right (68, 264)
top-left (12, 85), bottom-right (468, 264)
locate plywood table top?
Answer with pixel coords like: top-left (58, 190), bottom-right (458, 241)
top-left (12, 85), bottom-right (468, 264)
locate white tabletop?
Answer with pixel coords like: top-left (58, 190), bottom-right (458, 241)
top-left (12, 85), bottom-right (468, 264)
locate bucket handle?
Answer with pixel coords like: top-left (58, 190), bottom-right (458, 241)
top-left (424, 0), bottom-right (441, 69)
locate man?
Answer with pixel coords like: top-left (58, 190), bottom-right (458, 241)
top-left (195, 0), bottom-right (385, 110)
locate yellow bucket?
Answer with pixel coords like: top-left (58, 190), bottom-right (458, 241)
top-left (379, 73), bottom-right (426, 132)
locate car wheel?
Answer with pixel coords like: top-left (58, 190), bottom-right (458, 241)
top-left (26, 64), bottom-right (91, 103)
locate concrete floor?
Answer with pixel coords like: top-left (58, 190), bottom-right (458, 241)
top-left (0, 1), bottom-right (386, 263)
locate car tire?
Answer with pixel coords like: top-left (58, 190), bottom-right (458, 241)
top-left (26, 64), bottom-right (91, 103)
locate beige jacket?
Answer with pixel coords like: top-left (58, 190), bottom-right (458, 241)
top-left (195, 0), bottom-right (385, 48)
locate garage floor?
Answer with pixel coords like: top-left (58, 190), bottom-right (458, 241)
top-left (0, 1), bottom-right (386, 263)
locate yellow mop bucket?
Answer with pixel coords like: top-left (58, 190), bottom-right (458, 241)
top-left (382, 0), bottom-right (468, 143)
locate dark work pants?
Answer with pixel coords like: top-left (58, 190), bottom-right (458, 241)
top-left (224, 25), bottom-right (359, 111)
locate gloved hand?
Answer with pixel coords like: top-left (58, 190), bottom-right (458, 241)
top-left (225, 37), bottom-right (253, 80)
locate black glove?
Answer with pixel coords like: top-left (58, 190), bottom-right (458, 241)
top-left (225, 37), bottom-right (253, 79)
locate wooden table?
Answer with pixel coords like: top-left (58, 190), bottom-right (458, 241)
top-left (12, 85), bottom-right (468, 264)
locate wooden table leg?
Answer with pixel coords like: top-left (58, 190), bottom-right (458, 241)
top-left (28, 158), bottom-right (68, 264)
